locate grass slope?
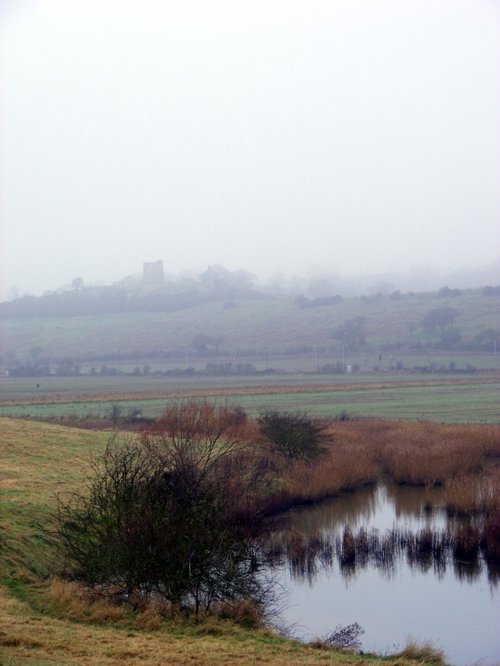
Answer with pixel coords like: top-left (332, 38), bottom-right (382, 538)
top-left (1, 288), bottom-right (498, 362)
top-left (0, 418), bottom-right (444, 665)
top-left (1, 585), bottom-right (428, 666)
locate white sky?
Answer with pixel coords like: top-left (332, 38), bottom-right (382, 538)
top-left (1, 0), bottom-right (499, 298)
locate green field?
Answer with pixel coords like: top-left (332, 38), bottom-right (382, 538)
top-left (1, 374), bottom-right (498, 423)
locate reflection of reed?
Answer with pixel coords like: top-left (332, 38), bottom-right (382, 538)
top-left (265, 524), bottom-right (500, 586)
top-left (384, 484), bottom-right (443, 520)
top-left (281, 485), bottom-right (379, 536)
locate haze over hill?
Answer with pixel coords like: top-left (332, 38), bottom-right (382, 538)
top-left (2, 259), bottom-right (500, 304)
top-left (1, 0), bottom-right (499, 302)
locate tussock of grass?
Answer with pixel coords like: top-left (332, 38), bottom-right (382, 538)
top-left (45, 579), bottom-right (127, 624)
top-left (136, 606), bottom-right (163, 631)
top-left (398, 639), bottom-right (445, 664)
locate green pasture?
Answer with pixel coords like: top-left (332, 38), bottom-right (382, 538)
top-left (0, 419), bottom-right (109, 580)
top-left (1, 361), bottom-right (498, 403)
top-left (1, 380), bottom-right (498, 423)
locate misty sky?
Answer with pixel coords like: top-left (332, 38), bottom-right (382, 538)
top-left (1, 0), bottom-right (499, 299)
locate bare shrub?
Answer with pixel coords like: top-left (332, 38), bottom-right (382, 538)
top-left (57, 402), bottom-right (271, 614)
top-left (258, 409), bottom-right (329, 461)
top-left (313, 622), bottom-right (364, 651)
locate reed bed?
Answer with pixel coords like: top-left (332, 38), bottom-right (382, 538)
top-left (258, 419), bottom-right (500, 566)
top-left (441, 473), bottom-right (497, 516)
top-left (357, 420), bottom-right (499, 486)
top-left (285, 445), bottom-right (378, 502)
top-left (260, 419), bottom-right (499, 517)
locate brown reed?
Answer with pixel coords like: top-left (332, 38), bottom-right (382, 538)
top-left (260, 419), bottom-right (499, 517)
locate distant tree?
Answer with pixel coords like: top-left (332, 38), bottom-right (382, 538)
top-left (438, 286), bottom-right (462, 298)
top-left (55, 360), bottom-right (80, 376)
top-left (109, 404), bottom-right (122, 423)
top-left (439, 328), bottom-right (462, 348)
top-left (332, 317), bottom-right (367, 350)
top-left (421, 307), bottom-right (457, 332)
top-left (481, 285), bottom-right (500, 297)
top-left (191, 334), bottom-right (224, 354)
top-left (304, 275), bottom-right (341, 298)
top-left (29, 346), bottom-right (44, 361)
top-left (473, 328), bottom-right (500, 350)
top-left (296, 295), bottom-right (342, 309)
top-left (126, 407), bottom-right (143, 423)
top-left (200, 265), bottom-right (255, 296)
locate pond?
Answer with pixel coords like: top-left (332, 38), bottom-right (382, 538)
top-left (266, 484), bottom-right (500, 666)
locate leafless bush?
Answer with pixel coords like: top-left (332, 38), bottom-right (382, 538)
top-left (321, 622), bottom-right (364, 651)
top-left (57, 402), bottom-right (272, 614)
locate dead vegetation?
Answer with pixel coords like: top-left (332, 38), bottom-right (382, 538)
top-left (258, 419), bottom-right (499, 517)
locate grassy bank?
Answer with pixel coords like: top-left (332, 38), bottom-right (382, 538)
top-left (0, 583), bottom-right (443, 666)
top-left (1, 417), bottom-right (455, 665)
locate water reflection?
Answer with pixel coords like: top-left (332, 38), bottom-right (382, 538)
top-left (266, 485), bottom-right (499, 586)
top-left (265, 484), bottom-right (500, 666)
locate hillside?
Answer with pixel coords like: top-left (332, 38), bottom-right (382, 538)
top-left (1, 286), bottom-right (499, 370)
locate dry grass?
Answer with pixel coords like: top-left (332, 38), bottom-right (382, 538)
top-left (398, 639), bottom-right (445, 664)
top-left (280, 446), bottom-right (378, 506)
top-left (329, 419), bottom-right (500, 487)
top-left (0, 587), bottom-right (432, 666)
top-left (260, 419), bottom-right (500, 516)
top-left (46, 579), bottom-right (126, 623)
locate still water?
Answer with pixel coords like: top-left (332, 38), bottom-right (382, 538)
top-left (268, 485), bottom-right (500, 666)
